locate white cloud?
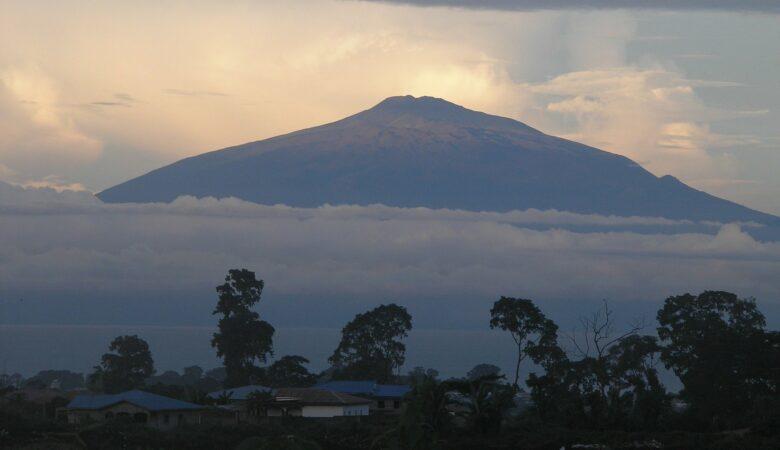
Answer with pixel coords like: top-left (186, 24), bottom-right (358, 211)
top-left (518, 67), bottom-right (759, 184)
top-left (1, 184), bottom-right (778, 327)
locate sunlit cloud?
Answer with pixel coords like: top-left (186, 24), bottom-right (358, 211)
top-left (0, 66), bottom-right (103, 175)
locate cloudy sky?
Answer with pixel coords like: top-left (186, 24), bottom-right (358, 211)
top-left (1, 0), bottom-right (779, 214)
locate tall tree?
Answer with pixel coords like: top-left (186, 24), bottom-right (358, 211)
top-left (489, 297), bottom-right (557, 388)
top-left (211, 269), bottom-right (275, 388)
top-left (657, 290), bottom-right (775, 427)
top-left (89, 335), bottom-right (154, 394)
top-left (266, 355), bottom-right (316, 387)
top-left (329, 303), bottom-right (412, 382)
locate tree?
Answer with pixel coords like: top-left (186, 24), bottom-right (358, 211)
top-left (445, 371), bottom-right (514, 436)
top-left (406, 366), bottom-right (440, 385)
top-left (526, 302), bottom-right (668, 430)
top-left (211, 269), bottom-right (275, 388)
top-left (181, 366), bottom-right (204, 385)
top-left (89, 335), bottom-right (154, 394)
top-left (563, 300), bottom-right (648, 414)
top-left (657, 291), bottom-right (775, 428)
top-left (489, 297), bottom-right (557, 388)
top-left (389, 372), bottom-right (452, 450)
top-left (266, 355), bottom-right (316, 387)
top-left (466, 364), bottom-right (502, 381)
top-left (329, 303), bottom-right (412, 382)
top-left (23, 370), bottom-right (85, 391)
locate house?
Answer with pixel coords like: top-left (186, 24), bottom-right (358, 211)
top-left (206, 384), bottom-right (272, 402)
top-left (206, 385), bottom-right (371, 419)
top-left (206, 385), bottom-right (273, 423)
top-left (268, 388), bottom-right (370, 417)
top-left (63, 390), bottom-right (207, 430)
top-left (315, 381), bottom-right (411, 414)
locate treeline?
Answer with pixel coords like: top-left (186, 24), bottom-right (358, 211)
top-left (2, 268), bottom-right (778, 449)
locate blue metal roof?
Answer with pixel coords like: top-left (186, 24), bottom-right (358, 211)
top-left (67, 390), bottom-right (204, 411)
top-left (316, 381), bottom-right (411, 399)
top-left (374, 384), bottom-right (412, 398)
top-left (316, 381), bottom-right (377, 396)
top-left (206, 385), bottom-right (272, 401)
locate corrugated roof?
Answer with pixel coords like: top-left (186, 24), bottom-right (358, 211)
top-left (316, 381), bottom-right (411, 399)
top-left (274, 388), bottom-right (370, 405)
top-left (66, 390), bottom-right (204, 412)
top-left (207, 385), bottom-right (272, 401)
top-left (316, 381), bottom-right (376, 396)
top-left (374, 384), bottom-right (411, 398)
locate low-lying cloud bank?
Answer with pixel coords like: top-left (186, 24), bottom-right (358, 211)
top-left (361, 0), bottom-right (780, 13)
top-left (1, 182), bottom-right (778, 327)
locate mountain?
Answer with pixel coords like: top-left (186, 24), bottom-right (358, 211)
top-left (98, 96), bottom-right (778, 224)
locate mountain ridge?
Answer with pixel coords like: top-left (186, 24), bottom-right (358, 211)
top-left (98, 96), bottom-right (778, 224)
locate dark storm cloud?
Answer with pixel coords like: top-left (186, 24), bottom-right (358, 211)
top-left (359, 0), bottom-right (780, 13)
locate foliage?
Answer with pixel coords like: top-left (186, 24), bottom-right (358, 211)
top-left (466, 364), bottom-right (502, 381)
top-left (144, 365), bottom-right (222, 394)
top-left (405, 367), bottom-right (440, 385)
top-left (329, 303), bottom-right (412, 382)
top-left (212, 269), bottom-right (275, 388)
top-left (23, 369), bottom-right (85, 390)
top-left (657, 291), bottom-right (777, 429)
top-left (445, 373), bottom-right (515, 436)
top-left (246, 390), bottom-right (276, 418)
top-left (489, 297), bottom-right (558, 388)
top-left (89, 335), bottom-right (154, 394)
top-left (382, 373), bottom-right (452, 450)
top-left (527, 303), bottom-right (668, 430)
top-left (267, 355), bottom-right (316, 387)
top-left (236, 435), bottom-right (323, 450)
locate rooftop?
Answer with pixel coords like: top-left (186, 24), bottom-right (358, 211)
top-left (316, 380), bottom-right (411, 399)
top-left (66, 390), bottom-right (205, 412)
top-left (273, 388), bottom-right (370, 406)
top-left (207, 384), bottom-right (272, 401)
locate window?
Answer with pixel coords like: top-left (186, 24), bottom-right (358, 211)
top-left (179, 413), bottom-right (185, 424)
top-left (393, 400), bottom-right (400, 409)
top-left (163, 414), bottom-right (170, 424)
top-left (377, 400), bottom-right (385, 409)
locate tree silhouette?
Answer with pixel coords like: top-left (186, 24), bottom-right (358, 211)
top-left (89, 335), bottom-right (154, 394)
top-left (489, 297), bottom-right (557, 389)
top-left (211, 269), bottom-right (275, 388)
top-left (329, 303), bottom-right (412, 382)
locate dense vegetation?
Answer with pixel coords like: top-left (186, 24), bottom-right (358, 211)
top-left (1, 268), bottom-right (777, 449)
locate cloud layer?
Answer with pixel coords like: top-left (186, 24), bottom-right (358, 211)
top-left (2, 182), bottom-right (778, 328)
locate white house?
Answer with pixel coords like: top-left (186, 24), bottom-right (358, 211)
top-left (267, 388), bottom-right (370, 418)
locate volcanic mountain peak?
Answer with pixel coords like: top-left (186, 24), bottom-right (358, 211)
top-left (343, 95), bottom-right (538, 133)
top-left (97, 96), bottom-right (777, 226)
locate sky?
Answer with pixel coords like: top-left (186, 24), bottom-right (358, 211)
top-left (1, 0), bottom-right (779, 214)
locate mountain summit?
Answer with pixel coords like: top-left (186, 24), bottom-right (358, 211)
top-left (98, 96), bottom-right (776, 223)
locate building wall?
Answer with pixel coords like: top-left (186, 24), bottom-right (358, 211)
top-left (301, 405), bottom-right (344, 417)
top-left (267, 405), bottom-right (303, 417)
top-left (343, 404), bottom-right (370, 416)
top-left (66, 402), bottom-right (202, 430)
top-left (371, 398), bottom-right (404, 414)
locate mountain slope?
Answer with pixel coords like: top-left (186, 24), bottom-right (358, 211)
top-left (98, 96), bottom-right (777, 224)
